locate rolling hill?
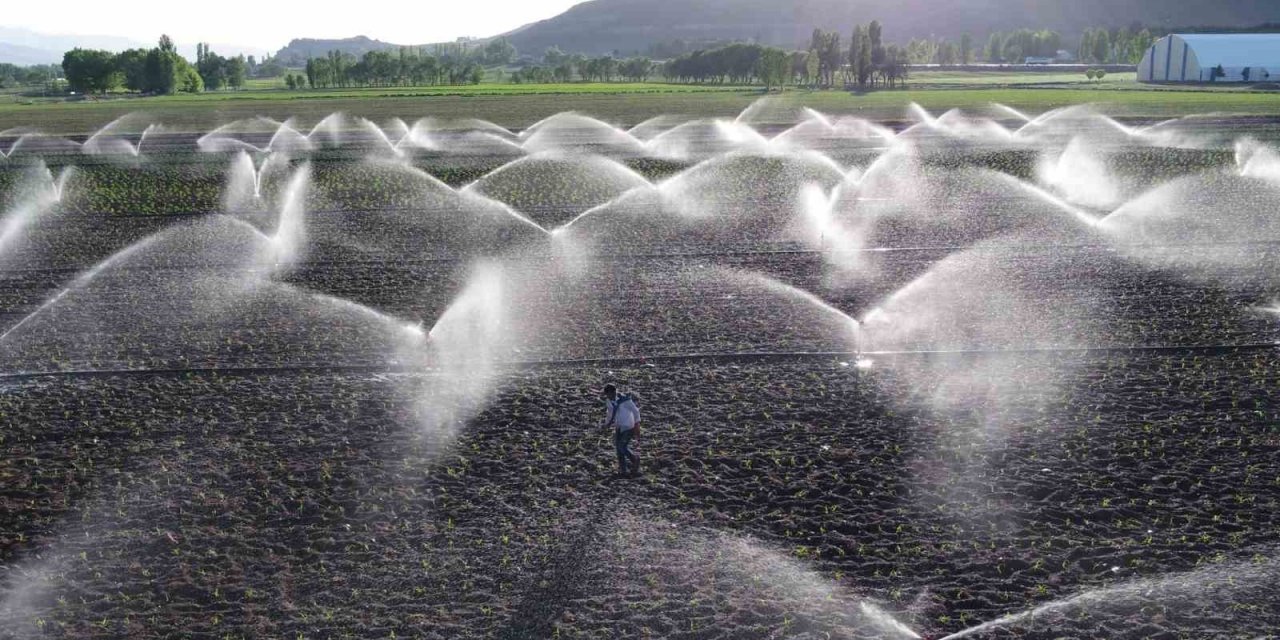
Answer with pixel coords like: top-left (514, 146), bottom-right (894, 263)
top-left (0, 42), bottom-right (62, 66)
top-left (499, 0), bottom-right (1280, 55)
top-left (269, 36), bottom-right (406, 67)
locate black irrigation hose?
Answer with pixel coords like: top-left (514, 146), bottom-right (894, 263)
top-left (0, 342), bottom-right (1274, 383)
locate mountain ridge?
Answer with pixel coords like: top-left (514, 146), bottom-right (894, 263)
top-left (498, 0), bottom-right (1280, 55)
top-left (0, 26), bottom-right (271, 65)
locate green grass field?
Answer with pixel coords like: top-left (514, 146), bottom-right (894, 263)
top-left (909, 70), bottom-right (1138, 86)
top-left (1, 71), bottom-right (1277, 133)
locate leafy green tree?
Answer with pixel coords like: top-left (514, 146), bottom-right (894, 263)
top-left (882, 44), bottom-right (909, 88)
top-left (936, 40), bottom-right (959, 65)
top-left (1113, 28), bottom-right (1132, 64)
top-left (1092, 29), bottom-right (1111, 64)
top-left (960, 33), bottom-right (974, 64)
top-left (849, 27), bottom-right (863, 84)
top-left (809, 29), bottom-right (841, 87)
top-left (907, 39), bottom-right (936, 65)
top-left (226, 56), bottom-right (247, 89)
top-left (1078, 29), bottom-right (1095, 63)
top-left (986, 32), bottom-right (1003, 62)
top-left (304, 58), bottom-right (319, 88)
top-left (620, 57), bottom-right (653, 82)
top-left (196, 43), bottom-right (228, 90)
top-left (483, 38), bottom-right (517, 65)
top-left (142, 35), bottom-right (197, 94)
top-left (285, 74), bottom-right (296, 89)
top-left (253, 60), bottom-right (282, 78)
top-left (62, 48), bottom-right (120, 93)
top-left (144, 47), bottom-right (176, 94)
top-left (571, 54), bottom-right (589, 82)
top-left (1130, 29), bottom-right (1154, 64)
top-left (852, 25), bottom-right (873, 87)
top-left (543, 46), bottom-right (566, 66)
top-left (589, 56), bottom-right (617, 82)
top-left (416, 55), bottom-right (440, 85)
top-left (756, 47), bottom-right (789, 89)
top-left (114, 48), bottom-right (149, 91)
top-left (180, 65), bottom-right (204, 92)
top-left (869, 20), bottom-right (884, 68)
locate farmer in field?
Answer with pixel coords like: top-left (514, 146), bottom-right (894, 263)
top-left (602, 384), bottom-right (642, 477)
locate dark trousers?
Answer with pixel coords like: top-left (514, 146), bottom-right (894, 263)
top-left (614, 428), bottom-right (639, 474)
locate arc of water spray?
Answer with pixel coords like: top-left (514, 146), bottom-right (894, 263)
top-left (362, 157), bottom-right (551, 235)
top-left (934, 551), bottom-right (1280, 640)
top-left (0, 164), bottom-right (74, 260)
top-left (46, 166), bottom-right (74, 203)
top-left (268, 164), bottom-right (311, 268)
top-left (992, 103), bottom-right (1034, 123)
top-left (908, 103), bottom-right (939, 128)
top-left (0, 128), bottom-right (39, 159)
top-left (80, 115), bottom-right (161, 156)
top-left (356, 117), bottom-right (430, 157)
top-left (0, 236), bottom-right (160, 344)
top-left (722, 268), bottom-right (864, 352)
top-left (0, 202), bottom-right (39, 257)
top-left (80, 114), bottom-right (129, 153)
top-left (989, 170), bottom-right (1103, 228)
top-left (462, 150), bottom-right (654, 195)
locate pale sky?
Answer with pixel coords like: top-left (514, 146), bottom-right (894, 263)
top-left (8, 0), bottom-right (586, 53)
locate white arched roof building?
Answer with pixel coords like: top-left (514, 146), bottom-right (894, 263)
top-left (1139, 34), bottom-right (1280, 83)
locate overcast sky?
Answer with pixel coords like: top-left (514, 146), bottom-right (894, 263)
top-left (8, 0), bottom-right (585, 52)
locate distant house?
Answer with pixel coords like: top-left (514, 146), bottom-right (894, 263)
top-left (1024, 57), bottom-right (1055, 65)
top-left (1138, 33), bottom-right (1280, 82)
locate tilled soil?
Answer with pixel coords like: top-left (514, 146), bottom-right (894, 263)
top-left (2, 136), bottom-right (1279, 639)
top-left (0, 349), bottom-right (1277, 638)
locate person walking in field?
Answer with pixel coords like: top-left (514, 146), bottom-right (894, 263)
top-left (603, 384), bottom-right (641, 477)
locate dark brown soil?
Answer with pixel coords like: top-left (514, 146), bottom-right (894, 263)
top-left (1, 139), bottom-right (1279, 639)
top-left (0, 348), bottom-right (1277, 638)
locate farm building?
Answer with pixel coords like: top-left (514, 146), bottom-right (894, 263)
top-left (1138, 33), bottom-right (1280, 83)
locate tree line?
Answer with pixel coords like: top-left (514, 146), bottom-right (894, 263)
top-left (48, 22), bottom-right (1179, 97)
top-left (510, 51), bottom-right (655, 84)
top-left (292, 37), bottom-right (529, 88)
top-left (302, 47), bottom-right (485, 88)
top-left (902, 27), bottom-right (1154, 66)
top-left (1077, 27), bottom-right (1157, 64)
top-left (61, 35), bottom-right (244, 95)
top-left (661, 22), bottom-right (909, 89)
top-left (0, 63), bottom-right (62, 89)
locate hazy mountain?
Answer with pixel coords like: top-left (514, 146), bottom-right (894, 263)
top-left (0, 42), bottom-right (63, 66)
top-left (270, 36), bottom-right (407, 66)
top-left (499, 0), bottom-right (1280, 55)
top-left (0, 26), bottom-right (270, 65)
top-left (0, 26), bottom-right (147, 58)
